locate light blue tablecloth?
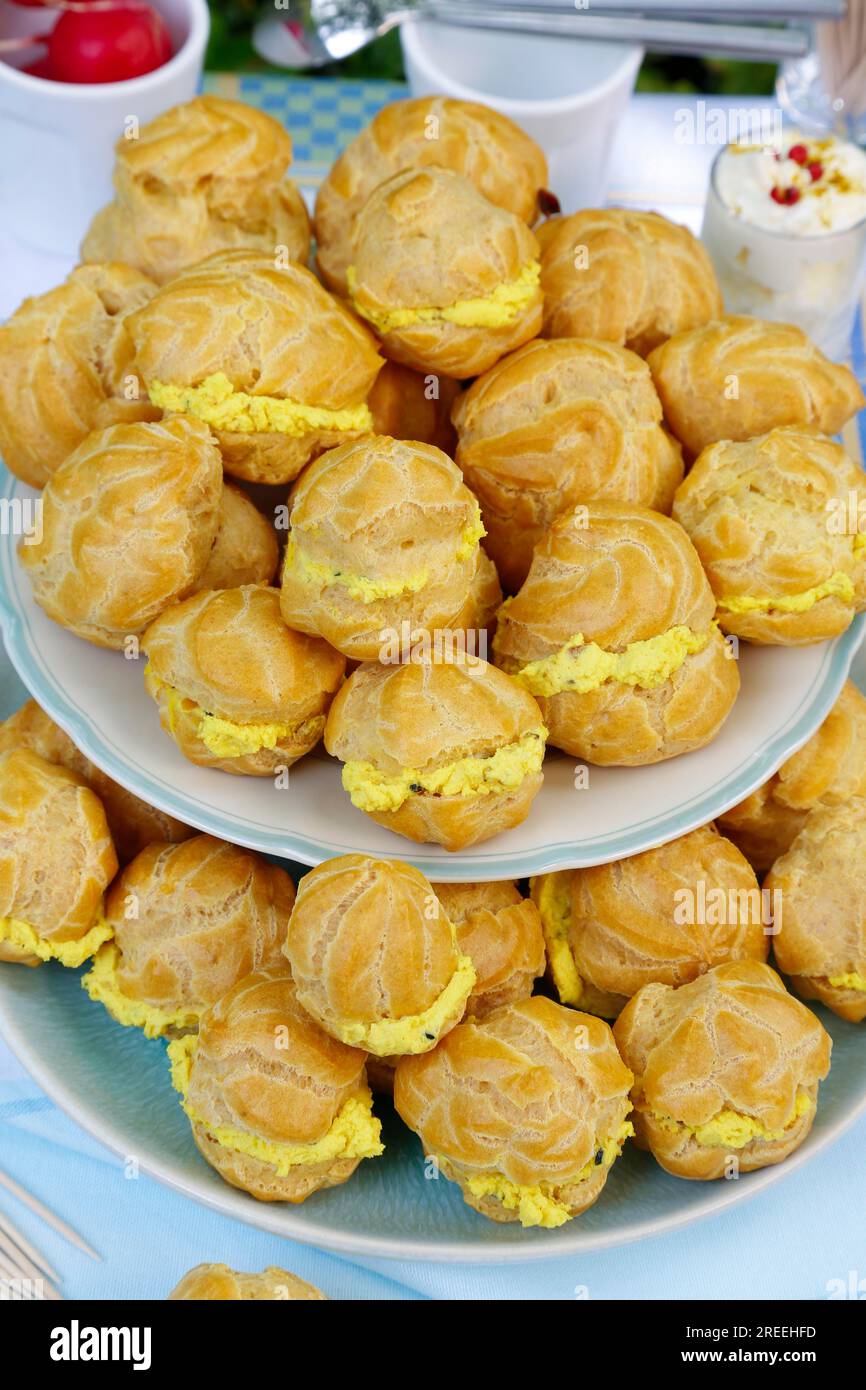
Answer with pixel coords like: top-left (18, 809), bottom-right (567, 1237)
top-left (2, 90), bottom-right (866, 1301)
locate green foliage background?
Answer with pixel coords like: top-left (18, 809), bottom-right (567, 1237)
top-left (205, 1), bottom-right (777, 92)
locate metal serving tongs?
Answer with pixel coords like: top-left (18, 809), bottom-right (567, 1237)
top-left (253, 0), bottom-right (846, 69)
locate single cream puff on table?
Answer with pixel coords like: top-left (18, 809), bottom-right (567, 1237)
top-left (142, 585), bottom-right (345, 777)
top-left (167, 965), bottom-right (383, 1203)
top-left (82, 834), bottom-right (294, 1039)
top-left (126, 249), bottom-right (383, 486)
top-left (324, 656), bottom-right (548, 851)
top-left (613, 961), bottom-right (832, 1179)
top-left (673, 427), bottom-right (866, 645)
top-left (767, 798), bottom-right (866, 1023)
top-left (0, 262), bottom-right (157, 488)
top-left (718, 681), bottom-right (866, 873)
top-left (394, 997), bottom-right (634, 1229)
top-left (452, 338), bottom-right (684, 591)
top-left (284, 855), bottom-right (474, 1055)
top-left (168, 1263), bottom-right (326, 1301)
top-left (492, 503), bottom-right (739, 766)
top-left (648, 315), bottom-right (864, 458)
top-left (346, 168), bottom-right (542, 378)
top-left (314, 95), bottom-right (548, 296)
top-left (279, 434), bottom-right (486, 662)
top-left (195, 483), bottom-right (279, 592)
top-left (19, 416), bottom-right (223, 650)
top-left (538, 207), bottom-right (722, 356)
top-left (532, 824), bottom-right (769, 1019)
top-left (0, 699), bottom-right (192, 864)
top-left (0, 749), bottom-right (117, 968)
top-left (368, 360), bottom-right (461, 455)
top-left (82, 95), bottom-right (310, 285)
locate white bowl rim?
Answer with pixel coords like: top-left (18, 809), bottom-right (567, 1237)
top-left (400, 14), bottom-right (643, 119)
top-left (0, 0), bottom-right (210, 101)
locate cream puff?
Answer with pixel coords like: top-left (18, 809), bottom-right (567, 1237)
top-left (394, 997), bottom-right (634, 1228)
top-left (531, 824), bottom-right (769, 1018)
top-left (368, 360), bottom-right (460, 455)
top-left (350, 839), bottom-right (541, 1093)
top-left (452, 338), bottom-right (684, 591)
top-left (0, 262), bottom-right (158, 487)
top-left (613, 961), bottom-right (831, 1179)
top-left (450, 549), bottom-right (503, 649)
top-left (167, 965), bottom-right (383, 1203)
top-left (435, 881), bottom-right (545, 1021)
top-left (279, 435), bottom-right (486, 661)
top-left (718, 681), bottom-right (866, 873)
top-left (284, 855), bottom-right (475, 1056)
top-left (492, 503), bottom-right (739, 765)
top-left (142, 585), bottom-right (345, 777)
top-left (126, 249), bottom-right (383, 486)
top-left (168, 1264), bottom-right (326, 1301)
top-left (18, 416), bottom-right (223, 650)
top-left (82, 95), bottom-right (310, 285)
top-left (324, 656), bottom-right (547, 851)
top-left (0, 699), bottom-right (192, 864)
top-left (673, 427), bottom-right (866, 645)
top-left (767, 798), bottom-right (866, 1022)
top-left (314, 95), bottom-right (547, 296)
top-left (346, 168), bottom-right (542, 378)
top-left (82, 834), bottom-right (294, 1038)
top-left (648, 315), bottom-right (864, 458)
top-left (0, 749), bottom-right (117, 967)
top-left (538, 207), bottom-right (722, 356)
top-left (195, 483), bottom-right (279, 592)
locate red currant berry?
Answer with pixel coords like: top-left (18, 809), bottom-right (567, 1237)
top-left (46, 4), bottom-right (172, 84)
top-left (787, 143), bottom-right (809, 164)
top-left (808, 161), bottom-right (824, 181)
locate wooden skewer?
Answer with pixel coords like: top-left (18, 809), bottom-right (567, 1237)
top-left (0, 1168), bottom-right (100, 1262)
top-left (0, 1225), bottom-right (48, 1287)
top-left (0, 1245), bottom-right (63, 1301)
top-left (0, 1208), bottom-right (60, 1283)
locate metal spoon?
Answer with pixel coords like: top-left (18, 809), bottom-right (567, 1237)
top-left (254, 1), bottom-right (811, 68)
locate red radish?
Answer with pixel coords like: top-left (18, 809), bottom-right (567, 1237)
top-left (46, 3), bottom-right (172, 83)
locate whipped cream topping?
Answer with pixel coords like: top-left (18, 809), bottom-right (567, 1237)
top-left (714, 129), bottom-right (866, 235)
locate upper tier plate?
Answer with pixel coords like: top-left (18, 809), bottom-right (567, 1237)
top-left (2, 469), bottom-right (863, 881)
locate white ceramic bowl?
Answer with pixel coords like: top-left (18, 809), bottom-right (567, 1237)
top-left (0, 0), bottom-right (209, 255)
top-left (400, 17), bottom-right (642, 212)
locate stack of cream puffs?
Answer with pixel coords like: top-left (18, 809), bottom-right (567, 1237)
top-left (1, 89), bottom-right (860, 1242)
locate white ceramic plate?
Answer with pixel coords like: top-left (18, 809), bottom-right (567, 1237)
top-left (0, 960), bottom-right (864, 1262)
top-left (1, 468), bottom-right (864, 881)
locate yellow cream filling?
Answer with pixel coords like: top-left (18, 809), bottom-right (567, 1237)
top-left (342, 727), bottom-right (547, 814)
top-left (347, 262), bottom-right (540, 335)
top-left (332, 951), bottom-right (476, 1056)
top-left (531, 871), bottom-right (583, 1007)
top-left (511, 625), bottom-right (711, 698)
top-left (650, 1090), bottom-right (814, 1149)
top-left (0, 914), bottom-right (113, 969)
top-left (145, 666), bottom-right (323, 760)
top-left (168, 1034), bottom-right (383, 1173)
top-left (718, 571), bottom-right (856, 616)
top-left (82, 943), bottom-right (200, 1040)
top-left (148, 372), bottom-right (373, 438)
top-left (459, 1120), bottom-right (634, 1230)
top-left (285, 511), bottom-right (485, 605)
top-left (827, 971), bottom-right (866, 992)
